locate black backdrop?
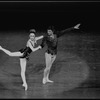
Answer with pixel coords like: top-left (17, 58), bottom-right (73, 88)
top-left (0, 2), bottom-right (99, 32)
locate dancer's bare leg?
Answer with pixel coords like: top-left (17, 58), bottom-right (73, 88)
top-left (46, 55), bottom-right (56, 81)
top-left (43, 53), bottom-right (56, 84)
top-left (0, 46), bottom-right (23, 57)
top-left (20, 58), bottom-right (28, 91)
top-left (0, 46), bottom-right (27, 90)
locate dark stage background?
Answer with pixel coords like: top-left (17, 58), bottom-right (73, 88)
top-left (0, 2), bottom-right (99, 32)
top-left (0, 1), bottom-right (100, 99)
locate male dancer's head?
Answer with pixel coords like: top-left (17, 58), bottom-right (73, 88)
top-left (47, 26), bottom-right (55, 38)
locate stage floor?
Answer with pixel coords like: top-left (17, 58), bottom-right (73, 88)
top-left (0, 31), bottom-right (99, 99)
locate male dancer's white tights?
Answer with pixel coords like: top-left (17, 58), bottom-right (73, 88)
top-left (43, 53), bottom-right (56, 84)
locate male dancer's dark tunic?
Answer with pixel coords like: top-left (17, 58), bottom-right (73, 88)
top-left (40, 27), bottom-right (75, 55)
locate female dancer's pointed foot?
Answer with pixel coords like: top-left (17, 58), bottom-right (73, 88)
top-left (0, 46), bottom-right (2, 50)
top-left (22, 83), bottom-right (28, 91)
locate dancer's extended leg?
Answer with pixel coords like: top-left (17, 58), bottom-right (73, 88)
top-left (0, 46), bottom-right (23, 57)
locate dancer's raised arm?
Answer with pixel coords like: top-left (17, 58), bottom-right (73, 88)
top-left (36, 35), bottom-right (44, 41)
top-left (57, 23), bottom-right (81, 38)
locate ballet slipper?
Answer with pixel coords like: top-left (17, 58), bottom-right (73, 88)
top-left (43, 78), bottom-right (47, 84)
top-left (47, 79), bottom-right (54, 83)
top-left (43, 78), bottom-right (54, 84)
top-left (24, 85), bottom-right (28, 91)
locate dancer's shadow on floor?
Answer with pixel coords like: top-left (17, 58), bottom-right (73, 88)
top-left (0, 82), bottom-right (7, 90)
top-left (27, 63), bottom-right (45, 75)
top-left (50, 61), bottom-right (62, 77)
top-left (27, 61), bottom-right (63, 76)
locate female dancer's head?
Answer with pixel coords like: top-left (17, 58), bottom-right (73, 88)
top-left (29, 29), bottom-right (36, 41)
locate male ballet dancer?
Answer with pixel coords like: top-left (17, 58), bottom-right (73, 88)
top-left (40, 23), bottom-right (81, 84)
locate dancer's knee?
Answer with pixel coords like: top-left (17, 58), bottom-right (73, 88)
top-left (21, 70), bottom-right (25, 75)
top-left (7, 51), bottom-right (13, 56)
top-left (44, 67), bottom-right (50, 72)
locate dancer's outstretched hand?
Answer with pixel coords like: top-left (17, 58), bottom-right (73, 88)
top-left (74, 23), bottom-right (81, 29)
top-left (38, 46), bottom-right (42, 49)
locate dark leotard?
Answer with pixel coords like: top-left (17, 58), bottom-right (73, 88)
top-left (41, 34), bottom-right (58, 55)
top-left (19, 47), bottom-right (32, 60)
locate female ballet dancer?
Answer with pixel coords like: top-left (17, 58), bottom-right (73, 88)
top-left (0, 29), bottom-right (43, 91)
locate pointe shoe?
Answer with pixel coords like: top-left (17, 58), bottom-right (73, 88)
top-left (0, 46), bottom-right (2, 50)
top-left (22, 83), bottom-right (28, 91)
top-left (25, 85), bottom-right (28, 91)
